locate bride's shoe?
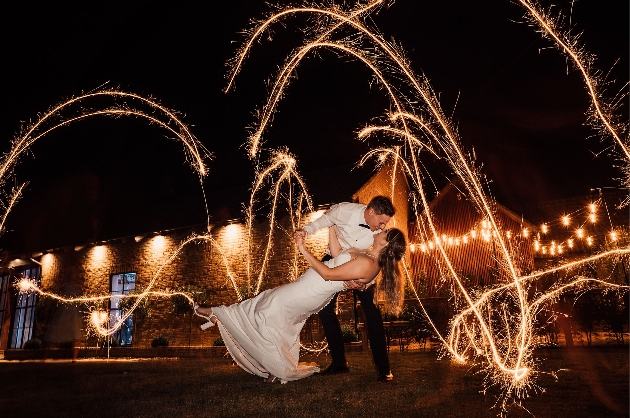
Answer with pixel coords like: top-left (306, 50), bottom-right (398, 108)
top-left (265, 374), bottom-right (279, 383)
top-left (194, 304), bottom-right (217, 330)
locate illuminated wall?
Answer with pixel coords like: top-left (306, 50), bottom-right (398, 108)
top-left (17, 214), bottom-right (334, 348)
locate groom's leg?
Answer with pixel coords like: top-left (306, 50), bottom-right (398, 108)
top-left (356, 287), bottom-right (391, 380)
top-left (318, 292), bottom-right (348, 370)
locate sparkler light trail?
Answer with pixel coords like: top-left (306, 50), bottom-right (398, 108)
top-left (2, 89), bottom-right (216, 337)
top-left (245, 149), bottom-right (312, 295)
top-left (225, 0), bottom-right (629, 410)
top-left (517, 0), bottom-right (629, 162)
top-left (0, 89), bottom-right (213, 234)
top-left (15, 276), bottom-right (194, 337)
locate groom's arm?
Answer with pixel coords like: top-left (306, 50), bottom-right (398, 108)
top-left (302, 202), bottom-right (352, 235)
top-left (300, 203), bottom-right (346, 236)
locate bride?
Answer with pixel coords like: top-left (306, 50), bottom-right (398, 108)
top-left (194, 227), bottom-right (406, 383)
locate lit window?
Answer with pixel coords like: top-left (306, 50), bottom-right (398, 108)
top-left (110, 272), bottom-right (136, 346)
top-left (8, 267), bottom-right (41, 348)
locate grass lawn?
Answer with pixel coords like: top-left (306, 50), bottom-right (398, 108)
top-left (0, 347), bottom-right (627, 418)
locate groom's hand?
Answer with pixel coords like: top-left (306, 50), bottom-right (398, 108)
top-left (343, 280), bottom-right (366, 290)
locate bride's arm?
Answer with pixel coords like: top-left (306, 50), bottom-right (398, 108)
top-left (328, 227), bottom-right (342, 258)
top-left (294, 232), bottom-right (375, 282)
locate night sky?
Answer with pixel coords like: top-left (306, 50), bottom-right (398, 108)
top-left (0, 0), bottom-right (627, 253)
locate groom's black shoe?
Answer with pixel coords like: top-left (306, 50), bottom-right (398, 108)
top-left (321, 362), bottom-right (350, 375)
top-left (376, 371), bottom-right (393, 382)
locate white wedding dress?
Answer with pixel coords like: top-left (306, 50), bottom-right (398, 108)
top-left (212, 251), bottom-right (350, 383)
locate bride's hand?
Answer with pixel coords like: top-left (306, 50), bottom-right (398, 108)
top-left (294, 230), bottom-right (306, 249)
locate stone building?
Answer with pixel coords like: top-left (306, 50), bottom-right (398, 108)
top-left (0, 161), bottom-right (410, 350)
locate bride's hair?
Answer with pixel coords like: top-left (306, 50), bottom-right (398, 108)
top-left (376, 228), bottom-right (406, 316)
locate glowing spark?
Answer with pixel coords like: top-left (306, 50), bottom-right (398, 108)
top-left (91, 310), bottom-right (109, 328)
top-left (17, 277), bottom-right (37, 294)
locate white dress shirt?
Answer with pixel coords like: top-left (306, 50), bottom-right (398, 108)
top-left (302, 202), bottom-right (376, 251)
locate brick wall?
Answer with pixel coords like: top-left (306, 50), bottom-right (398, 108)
top-left (30, 212), bottom-right (356, 348)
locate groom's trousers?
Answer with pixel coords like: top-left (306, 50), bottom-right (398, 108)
top-left (318, 255), bottom-right (390, 375)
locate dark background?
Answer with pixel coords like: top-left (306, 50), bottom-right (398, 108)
top-left (0, 0), bottom-right (627, 253)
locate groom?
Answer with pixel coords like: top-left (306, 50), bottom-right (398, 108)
top-left (298, 195), bottom-right (395, 382)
